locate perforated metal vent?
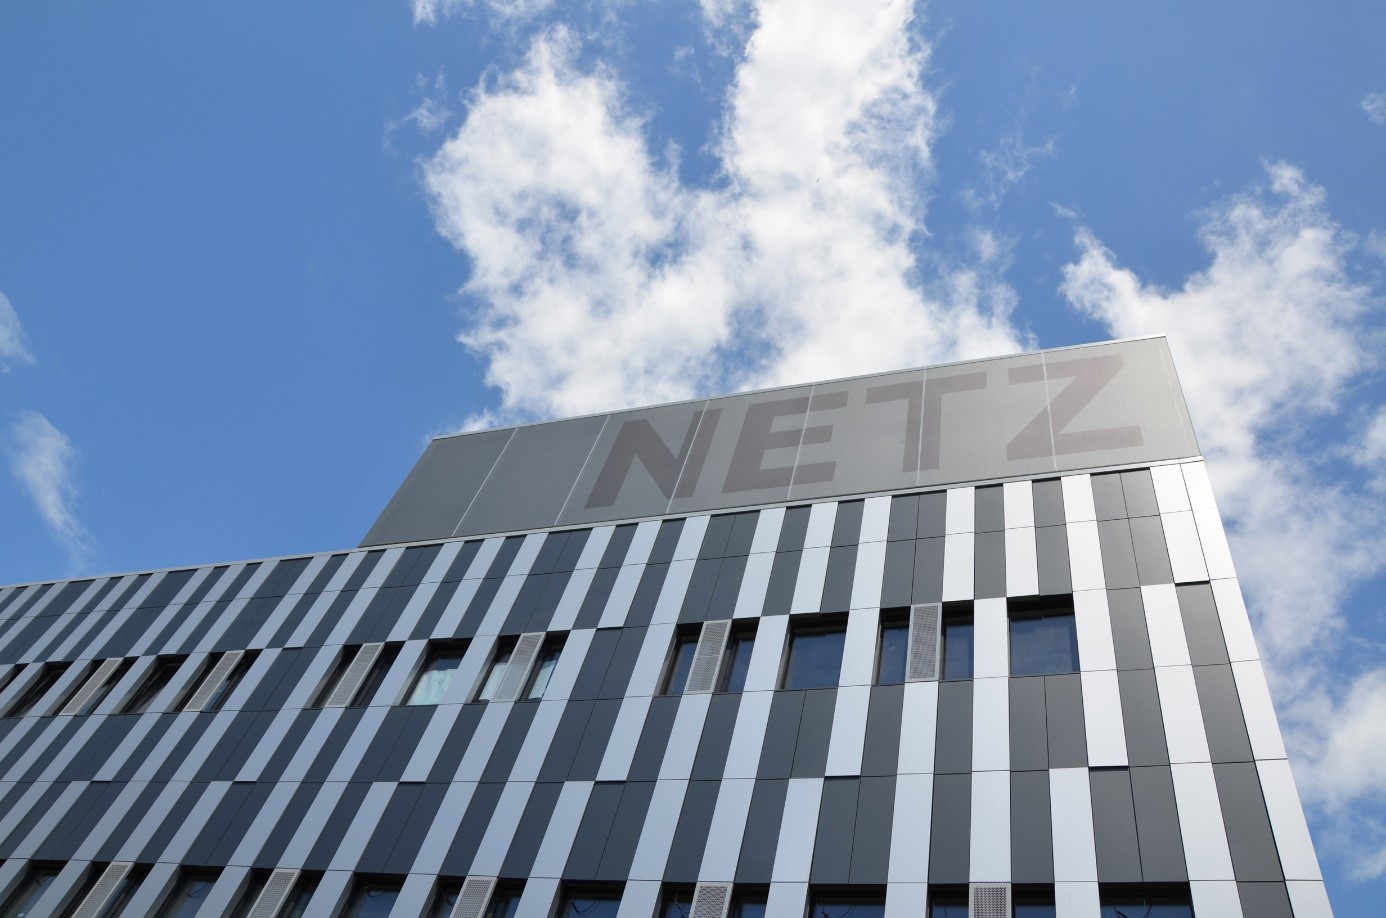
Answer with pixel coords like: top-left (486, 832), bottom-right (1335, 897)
top-left (970, 883), bottom-right (1011, 918)
top-left (70, 861), bottom-right (134, 918)
top-left (323, 642), bottom-right (384, 707)
top-left (59, 658), bottom-right (121, 716)
top-left (906, 603), bottom-right (942, 681)
top-left (689, 882), bottom-right (732, 918)
top-left (246, 867), bottom-right (300, 918)
top-left (449, 875), bottom-right (498, 918)
top-left (182, 650), bottom-right (245, 712)
top-left (685, 620), bottom-right (732, 694)
top-left (494, 633), bottom-right (545, 702)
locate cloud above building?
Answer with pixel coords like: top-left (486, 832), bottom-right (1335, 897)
top-left (8, 411), bottom-right (92, 571)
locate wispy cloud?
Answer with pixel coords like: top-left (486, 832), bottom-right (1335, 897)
top-left (8, 411), bottom-right (92, 570)
top-left (0, 290), bottom-right (37, 371)
top-left (412, 0), bottom-right (553, 26)
top-left (422, 0), bottom-right (1025, 422)
top-left (1363, 91), bottom-right (1386, 126)
top-left (962, 127), bottom-right (1057, 212)
top-left (1062, 161), bottom-right (1386, 877)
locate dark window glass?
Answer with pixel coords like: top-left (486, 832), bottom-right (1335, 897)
top-left (809, 893), bottom-right (886, 918)
top-left (662, 635), bottom-right (699, 696)
top-left (660, 886), bottom-right (694, 918)
top-left (557, 891), bottom-right (622, 918)
top-left (157, 872), bottom-right (219, 918)
top-left (430, 883), bottom-right (460, 918)
top-left (730, 893), bottom-right (767, 918)
top-left (122, 657), bottom-right (185, 714)
top-left (877, 616), bottom-right (909, 684)
top-left (353, 645), bottom-right (399, 707)
top-left (719, 628), bottom-right (756, 693)
top-left (782, 619), bottom-right (847, 690)
top-left (6, 663), bottom-right (70, 717)
top-left (526, 638), bottom-right (564, 700)
top-left (1013, 887), bottom-right (1056, 918)
top-left (1098, 890), bottom-right (1193, 918)
top-left (279, 874), bottom-right (321, 918)
top-left (2, 866), bottom-right (61, 917)
top-left (345, 880), bottom-right (402, 918)
top-left (477, 639), bottom-right (517, 701)
top-left (205, 651), bottom-right (257, 712)
top-left (928, 888), bottom-right (968, 918)
top-left (1010, 610), bottom-right (1079, 676)
top-left (942, 615), bottom-right (974, 680)
top-left (407, 643), bottom-right (469, 706)
top-left (486, 887), bottom-right (523, 918)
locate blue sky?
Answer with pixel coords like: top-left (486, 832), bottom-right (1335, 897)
top-left (1, 0), bottom-right (1383, 907)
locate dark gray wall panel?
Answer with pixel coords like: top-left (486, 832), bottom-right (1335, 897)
top-left (700, 515), bottom-right (736, 559)
top-left (860, 684), bottom-right (904, 777)
top-left (1214, 762), bottom-right (1285, 881)
top-left (1128, 516), bottom-right (1174, 585)
top-left (791, 688), bottom-right (837, 777)
top-left (934, 680), bottom-right (973, 775)
top-left (1090, 473), bottom-right (1128, 521)
top-left (1096, 520), bottom-right (1140, 589)
top-left (1237, 882), bottom-right (1294, 918)
top-left (539, 699), bottom-right (596, 782)
top-left (811, 777), bottom-right (859, 884)
top-left (665, 780), bottom-right (722, 882)
top-left (1032, 479), bottom-right (1066, 527)
top-left (570, 629), bottom-right (621, 701)
top-left (1010, 770), bottom-right (1054, 883)
top-left (819, 545), bottom-right (857, 614)
top-left (912, 538), bottom-right (946, 605)
top-left (709, 555), bottom-right (749, 617)
top-left (1010, 677), bottom-right (1049, 771)
top-left (1045, 674), bottom-right (1087, 769)
top-left (624, 563), bottom-right (671, 629)
top-left (598, 627), bottom-right (650, 699)
top-left (757, 691), bottom-right (805, 780)
top-left (1035, 525), bottom-right (1072, 596)
top-left (1107, 589), bottom-right (1154, 671)
top-left (677, 560), bottom-right (722, 624)
top-left (1177, 583), bottom-right (1229, 664)
top-left (574, 568), bottom-right (621, 631)
top-left (595, 781), bottom-right (657, 881)
top-left (833, 500), bottom-right (865, 545)
top-left (480, 702), bottom-right (541, 782)
top-left (1117, 669), bottom-right (1169, 766)
top-left (442, 782), bottom-right (505, 876)
top-left (850, 775), bottom-right (895, 884)
top-left (918, 492), bottom-right (947, 538)
top-left (975, 486), bottom-right (1004, 532)
top-left (761, 552), bottom-right (802, 616)
top-left (725, 512), bottom-right (760, 557)
top-left (888, 495), bottom-right (920, 542)
top-left (628, 697), bottom-right (681, 781)
top-left (565, 780), bottom-right (625, 879)
top-left (568, 699), bottom-right (623, 781)
top-left (880, 541), bottom-right (916, 608)
top-left (691, 693), bottom-right (742, 780)
top-left (928, 772), bottom-right (971, 883)
top-left (254, 782), bottom-right (323, 867)
top-left (360, 783), bottom-right (425, 872)
top-left (973, 530), bottom-right (1007, 600)
top-left (303, 782), bottom-right (372, 869)
top-left (428, 705), bottom-right (486, 783)
top-left (501, 781), bottom-right (563, 878)
top-left (1089, 768), bottom-right (1142, 882)
top-left (1194, 664), bottom-right (1254, 764)
top-left (1120, 469), bottom-right (1160, 518)
top-left (1129, 766), bottom-right (1187, 882)
top-left (737, 778), bottom-right (789, 883)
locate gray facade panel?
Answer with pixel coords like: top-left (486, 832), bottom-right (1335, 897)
top-left (1010, 770), bottom-right (1054, 883)
top-left (1215, 762), bottom-right (1286, 881)
top-left (934, 681), bottom-right (973, 775)
top-left (1089, 768), bottom-right (1142, 882)
top-left (1129, 765), bottom-right (1187, 882)
top-left (928, 772), bottom-right (971, 884)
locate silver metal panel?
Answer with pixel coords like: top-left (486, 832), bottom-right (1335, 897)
top-left (236, 707), bottom-right (297, 782)
top-left (1003, 480), bottom-right (1034, 528)
top-left (1141, 584), bottom-right (1190, 667)
top-left (941, 531), bottom-right (974, 601)
top-left (839, 607), bottom-right (879, 687)
top-left (529, 781), bottom-right (594, 878)
top-left (1285, 881), bottom-right (1335, 918)
top-left (749, 507), bottom-right (786, 554)
top-left (742, 615), bottom-right (788, 693)
top-left (897, 681), bottom-right (939, 773)
top-left (447, 876), bottom-right (498, 918)
top-left (12, 780), bottom-right (87, 857)
top-left (1049, 767), bottom-right (1098, 882)
top-left (547, 565), bottom-right (596, 632)
top-left (970, 771), bottom-right (1012, 882)
top-left (1081, 670), bottom-right (1128, 768)
top-left (971, 676), bottom-right (1010, 772)
top-left (802, 502), bottom-right (838, 550)
top-left (789, 545), bottom-right (831, 614)
top-left (326, 705), bottom-right (389, 781)
top-left (906, 603), bottom-right (942, 682)
top-left (282, 709), bottom-right (345, 781)
top-left (887, 773), bottom-right (933, 882)
top-left (69, 861), bottom-right (134, 918)
top-left (1193, 505), bottom-right (1237, 579)
top-left (598, 563), bottom-right (647, 629)
top-left (27, 860), bottom-right (89, 918)
top-left (1054, 882), bottom-right (1101, 918)
top-left (596, 694), bottom-right (655, 781)
top-left (1061, 474), bottom-right (1097, 522)
top-left (1162, 511), bottom-right (1209, 582)
top-left (1066, 521), bottom-right (1105, 592)
top-left (115, 780), bottom-right (186, 860)
top-left (764, 884), bottom-right (809, 918)
top-left (1072, 589), bottom-right (1116, 672)
top-left (474, 575), bottom-right (528, 637)
top-left (118, 862), bottom-right (181, 918)
top-left (509, 699), bottom-right (567, 782)
top-left (614, 881), bottom-right (661, 918)
top-left (456, 701), bottom-right (513, 781)
top-left (74, 779), bottom-right (149, 860)
top-left (1258, 758), bottom-right (1323, 881)
top-left (651, 559), bottom-right (697, 624)
top-left (771, 778), bottom-right (824, 882)
top-left (443, 634), bottom-right (497, 706)
top-left (400, 704), bottom-right (466, 782)
top-left (626, 623), bottom-right (676, 699)
top-left (1005, 526), bottom-right (1039, 596)
top-left (322, 588), bottom-right (383, 648)
top-left (1156, 664), bottom-right (1212, 763)
top-left (884, 884), bottom-right (929, 918)
top-left (1171, 762), bottom-right (1237, 880)
top-left (36, 716), bottom-right (103, 782)
top-left (627, 779), bottom-right (690, 880)
top-left (850, 540), bottom-right (887, 611)
top-left (1181, 459), bottom-right (1219, 510)
top-left (1189, 882), bottom-right (1245, 918)
top-left (733, 551), bottom-right (774, 618)
top-left (131, 713), bottom-right (198, 782)
top-left (542, 628), bottom-right (591, 702)
top-left (280, 782), bottom-right (349, 869)
top-left (946, 486), bottom-right (976, 534)
top-left (685, 620), bottom-right (732, 694)
top-left (1234, 660), bottom-right (1289, 759)
top-left (658, 692), bottom-right (712, 780)
top-left (1150, 463), bottom-right (1191, 512)
top-left (824, 684), bottom-right (871, 775)
top-left (860, 495), bottom-right (891, 543)
top-left (1212, 578), bottom-right (1261, 662)
top-left (973, 597), bottom-right (1008, 680)
top-left (301, 870), bottom-right (353, 918)
top-left (698, 778), bottom-right (755, 881)
top-left (674, 515), bottom-right (711, 560)
top-left (721, 690), bottom-right (774, 780)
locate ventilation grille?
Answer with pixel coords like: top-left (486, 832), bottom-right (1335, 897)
top-left (324, 643), bottom-right (384, 707)
top-left (685, 621), bottom-right (732, 694)
top-left (907, 603), bottom-right (942, 681)
top-left (59, 658), bottom-right (121, 716)
top-left (246, 867), bottom-right (300, 918)
top-left (689, 882), bottom-right (732, 918)
top-left (494, 633), bottom-right (545, 702)
top-left (70, 862), bottom-right (134, 918)
top-left (183, 650), bottom-right (244, 712)
top-left (970, 883), bottom-right (1011, 918)
top-left (449, 875), bottom-right (498, 918)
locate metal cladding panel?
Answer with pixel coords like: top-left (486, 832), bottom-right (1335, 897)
top-left (364, 338), bottom-right (1199, 546)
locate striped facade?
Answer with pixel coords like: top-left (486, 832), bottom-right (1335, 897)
top-left (0, 448), bottom-right (1330, 911)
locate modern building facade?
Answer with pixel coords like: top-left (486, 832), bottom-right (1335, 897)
top-left (0, 337), bottom-right (1331, 917)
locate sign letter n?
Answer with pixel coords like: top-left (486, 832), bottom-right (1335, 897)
top-left (585, 409), bottom-right (723, 508)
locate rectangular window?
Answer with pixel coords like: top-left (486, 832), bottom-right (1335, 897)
top-left (121, 656), bottom-right (186, 714)
top-left (661, 632), bottom-right (700, 696)
top-left (877, 612), bottom-right (909, 684)
top-left (405, 642), bottom-right (469, 706)
top-left (1098, 887), bottom-right (1193, 917)
top-left (345, 878), bottom-right (403, 917)
top-left (781, 616), bottom-right (847, 690)
top-left (476, 632), bottom-right (564, 702)
top-left (156, 870), bottom-right (220, 918)
top-left (941, 609), bottom-right (974, 681)
top-left (927, 887), bottom-right (968, 918)
top-left (177, 650), bottom-right (257, 713)
top-left (1013, 886), bottom-right (1057, 918)
top-left (2, 864), bottom-right (61, 916)
top-left (525, 637), bottom-right (564, 700)
top-left (557, 888), bottom-right (622, 918)
top-left (729, 890), bottom-right (768, 918)
top-left (660, 885), bottom-right (694, 918)
top-left (201, 651), bottom-right (257, 712)
top-left (59, 657), bottom-right (135, 716)
top-left (484, 886), bottom-right (523, 918)
top-left (718, 625), bottom-right (756, 694)
top-left (809, 891), bottom-right (886, 918)
top-left (5, 662), bottom-right (70, 717)
top-left (1009, 598), bottom-right (1079, 676)
top-left (313, 643), bottom-right (396, 708)
top-left (476, 637), bottom-right (517, 702)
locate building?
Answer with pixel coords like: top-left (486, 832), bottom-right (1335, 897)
top-left (0, 337), bottom-right (1331, 917)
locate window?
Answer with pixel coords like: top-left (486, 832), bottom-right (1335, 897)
top-left (484, 886), bottom-right (523, 918)
top-left (808, 891), bottom-right (886, 918)
top-left (1009, 599), bottom-right (1079, 677)
top-left (941, 609), bottom-right (974, 681)
top-left (1098, 888), bottom-right (1193, 918)
top-left (729, 890), bottom-right (768, 918)
top-left (5, 662), bottom-right (70, 717)
top-left (1, 864), bottom-right (61, 917)
top-left (233, 871), bottom-right (321, 918)
top-left (781, 616), bottom-right (847, 690)
top-left (121, 656), bottom-right (185, 714)
top-left (660, 886), bottom-right (694, 918)
top-left (877, 612), bottom-right (909, 684)
top-left (431, 881), bottom-right (522, 918)
top-left (1013, 887), bottom-right (1056, 918)
top-left (718, 626), bottom-right (756, 693)
top-left (313, 644), bottom-right (396, 708)
top-left (60, 658), bottom-right (135, 716)
top-left (344, 879), bottom-right (403, 917)
top-left (156, 871), bottom-right (219, 918)
top-left (405, 642), bottom-right (469, 706)
top-left (556, 888), bottom-right (622, 918)
top-left (476, 638), bottom-right (516, 702)
top-left (927, 888), bottom-right (967, 918)
top-left (525, 637), bottom-right (563, 700)
top-left (177, 650), bottom-right (257, 713)
top-left (662, 632), bottom-right (700, 695)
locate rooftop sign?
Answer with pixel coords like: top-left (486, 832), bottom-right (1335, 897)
top-left (362, 337), bottom-right (1199, 546)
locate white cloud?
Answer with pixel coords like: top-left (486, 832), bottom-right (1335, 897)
top-left (0, 290), bottom-right (37, 371)
top-left (1062, 161), bottom-right (1386, 876)
top-left (423, 0), bottom-right (1025, 422)
top-left (962, 128), bottom-right (1056, 212)
top-left (1363, 91), bottom-right (1386, 126)
top-left (8, 411), bottom-right (91, 570)
top-left (412, 0), bottom-right (553, 25)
